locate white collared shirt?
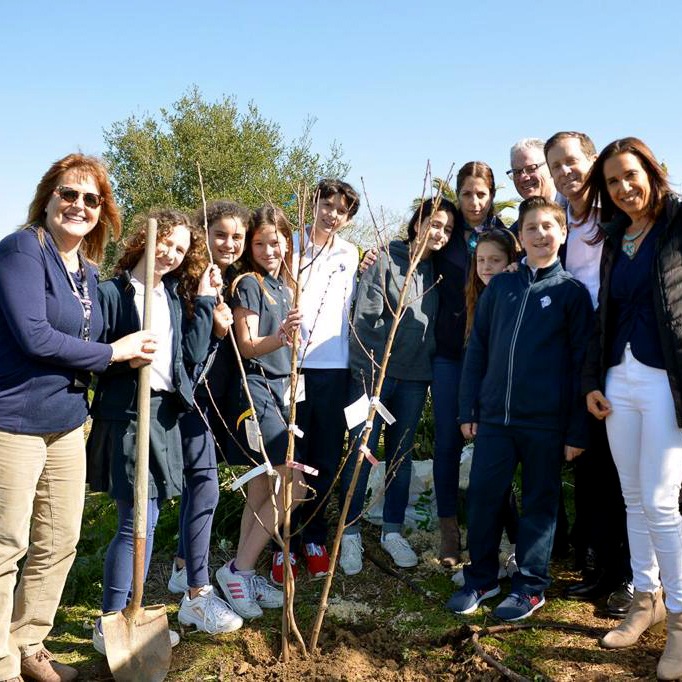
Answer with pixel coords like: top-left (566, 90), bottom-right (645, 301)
top-left (130, 275), bottom-right (174, 392)
top-left (565, 205), bottom-right (603, 310)
top-left (292, 229), bottom-right (359, 369)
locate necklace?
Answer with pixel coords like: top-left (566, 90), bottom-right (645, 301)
top-left (622, 224), bottom-right (649, 259)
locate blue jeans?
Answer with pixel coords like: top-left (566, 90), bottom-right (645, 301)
top-left (431, 356), bottom-right (464, 518)
top-left (340, 377), bottom-right (428, 535)
top-left (103, 498), bottom-right (161, 612)
top-left (177, 402), bottom-right (220, 588)
top-left (463, 423), bottom-right (563, 595)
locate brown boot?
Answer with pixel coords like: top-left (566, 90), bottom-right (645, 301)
top-left (439, 517), bottom-right (461, 568)
top-left (600, 588), bottom-right (665, 649)
top-left (20, 649), bottom-right (77, 682)
top-left (658, 611), bottom-right (682, 680)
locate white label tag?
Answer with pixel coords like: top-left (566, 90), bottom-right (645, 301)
top-left (245, 417), bottom-right (260, 452)
top-left (344, 393), bottom-right (371, 429)
top-left (370, 396), bottom-right (396, 425)
top-left (288, 423), bottom-right (304, 438)
top-left (283, 374), bottom-right (306, 404)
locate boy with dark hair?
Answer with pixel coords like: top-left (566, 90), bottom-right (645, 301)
top-left (447, 196), bottom-right (594, 621)
top-left (270, 178), bottom-right (360, 583)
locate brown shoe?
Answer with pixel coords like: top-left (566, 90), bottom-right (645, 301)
top-left (20, 649), bottom-right (77, 682)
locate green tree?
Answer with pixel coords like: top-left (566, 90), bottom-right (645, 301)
top-left (102, 86), bottom-right (349, 268)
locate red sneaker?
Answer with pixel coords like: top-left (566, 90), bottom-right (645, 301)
top-left (303, 542), bottom-right (330, 579)
top-left (270, 551), bottom-right (298, 586)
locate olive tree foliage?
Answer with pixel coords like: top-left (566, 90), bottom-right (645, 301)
top-left (102, 86), bottom-right (349, 270)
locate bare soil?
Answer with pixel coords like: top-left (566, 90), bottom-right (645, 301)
top-left (52, 528), bottom-right (665, 681)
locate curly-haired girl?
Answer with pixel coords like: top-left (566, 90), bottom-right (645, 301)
top-left (86, 209), bottom-right (232, 652)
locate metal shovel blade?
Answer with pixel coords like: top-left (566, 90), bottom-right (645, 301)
top-left (101, 604), bottom-right (172, 682)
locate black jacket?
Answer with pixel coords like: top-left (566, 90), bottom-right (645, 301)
top-left (460, 260), bottom-right (594, 447)
top-left (433, 214), bottom-right (508, 360)
top-left (582, 194), bottom-right (682, 426)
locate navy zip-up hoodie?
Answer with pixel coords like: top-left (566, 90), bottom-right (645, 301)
top-left (459, 259), bottom-right (594, 448)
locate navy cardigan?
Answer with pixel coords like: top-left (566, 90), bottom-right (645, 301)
top-left (0, 228), bottom-right (112, 434)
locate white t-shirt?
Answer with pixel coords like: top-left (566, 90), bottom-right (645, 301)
top-left (292, 229), bottom-right (359, 369)
top-left (130, 275), bottom-right (175, 392)
top-left (565, 205), bottom-right (603, 310)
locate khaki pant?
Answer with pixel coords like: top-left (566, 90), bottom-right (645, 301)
top-left (0, 427), bottom-right (85, 678)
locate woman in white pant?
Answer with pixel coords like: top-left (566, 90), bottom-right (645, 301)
top-left (582, 137), bottom-right (682, 680)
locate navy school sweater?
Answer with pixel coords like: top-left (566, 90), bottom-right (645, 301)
top-left (459, 260), bottom-right (594, 448)
top-left (0, 228), bottom-right (112, 434)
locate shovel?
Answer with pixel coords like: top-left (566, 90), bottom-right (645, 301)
top-left (102, 217), bottom-right (172, 681)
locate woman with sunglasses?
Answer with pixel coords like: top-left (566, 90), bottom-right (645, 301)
top-left (0, 154), bottom-right (155, 682)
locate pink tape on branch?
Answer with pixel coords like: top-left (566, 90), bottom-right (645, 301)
top-left (359, 444), bottom-right (379, 466)
top-left (286, 461), bottom-right (319, 477)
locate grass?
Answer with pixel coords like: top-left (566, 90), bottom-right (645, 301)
top-left (46, 457), bottom-right (663, 681)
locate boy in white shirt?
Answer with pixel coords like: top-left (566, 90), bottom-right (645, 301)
top-left (270, 179), bottom-right (360, 583)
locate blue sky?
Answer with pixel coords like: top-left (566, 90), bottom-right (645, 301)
top-left (3, 1), bottom-right (682, 238)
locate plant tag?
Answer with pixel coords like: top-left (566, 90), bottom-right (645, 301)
top-left (288, 423), bottom-right (304, 438)
top-left (370, 396), bottom-right (395, 425)
top-left (283, 374), bottom-right (306, 404)
top-left (344, 393), bottom-right (371, 429)
top-left (359, 444), bottom-right (379, 466)
top-left (245, 417), bottom-right (260, 452)
top-left (230, 462), bottom-right (268, 491)
top-left (286, 461), bottom-right (319, 476)
top-left (231, 461), bottom-right (281, 494)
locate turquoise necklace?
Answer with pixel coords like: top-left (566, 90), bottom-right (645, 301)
top-left (622, 222), bottom-right (650, 259)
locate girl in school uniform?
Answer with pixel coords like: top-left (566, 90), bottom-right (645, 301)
top-left (87, 209), bottom-right (223, 653)
top-left (167, 201), bottom-right (252, 635)
top-left (215, 205), bottom-right (304, 619)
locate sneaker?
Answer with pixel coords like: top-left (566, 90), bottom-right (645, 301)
top-left (168, 562), bottom-right (189, 594)
top-left (93, 619), bottom-right (180, 655)
top-left (178, 585), bottom-right (243, 634)
top-left (270, 551), bottom-right (298, 586)
top-left (446, 585), bottom-right (501, 615)
top-left (493, 592), bottom-right (545, 622)
top-left (340, 534), bottom-right (363, 576)
top-left (216, 562), bottom-right (263, 619)
top-left (250, 575), bottom-right (283, 608)
top-left (303, 543), bottom-right (330, 578)
top-left (380, 532), bottom-right (418, 568)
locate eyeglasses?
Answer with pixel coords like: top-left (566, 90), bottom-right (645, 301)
top-left (506, 162), bottom-right (546, 180)
top-left (55, 185), bottom-right (103, 209)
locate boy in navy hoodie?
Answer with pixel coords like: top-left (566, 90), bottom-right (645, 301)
top-left (447, 196), bottom-right (594, 621)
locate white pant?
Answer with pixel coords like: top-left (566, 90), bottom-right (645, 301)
top-left (605, 345), bottom-right (682, 612)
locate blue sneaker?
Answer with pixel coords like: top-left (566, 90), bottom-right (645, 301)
top-left (493, 592), bottom-right (545, 621)
top-left (446, 585), bottom-right (501, 615)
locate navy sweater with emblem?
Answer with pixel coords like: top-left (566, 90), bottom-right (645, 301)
top-left (459, 259), bottom-right (594, 448)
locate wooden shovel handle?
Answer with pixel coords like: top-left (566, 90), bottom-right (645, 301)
top-left (127, 217), bottom-right (157, 616)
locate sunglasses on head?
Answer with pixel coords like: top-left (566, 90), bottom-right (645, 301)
top-left (55, 185), bottom-right (103, 209)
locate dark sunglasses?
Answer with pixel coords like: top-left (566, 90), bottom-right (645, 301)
top-left (55, 185), bottom-right (103, 209)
